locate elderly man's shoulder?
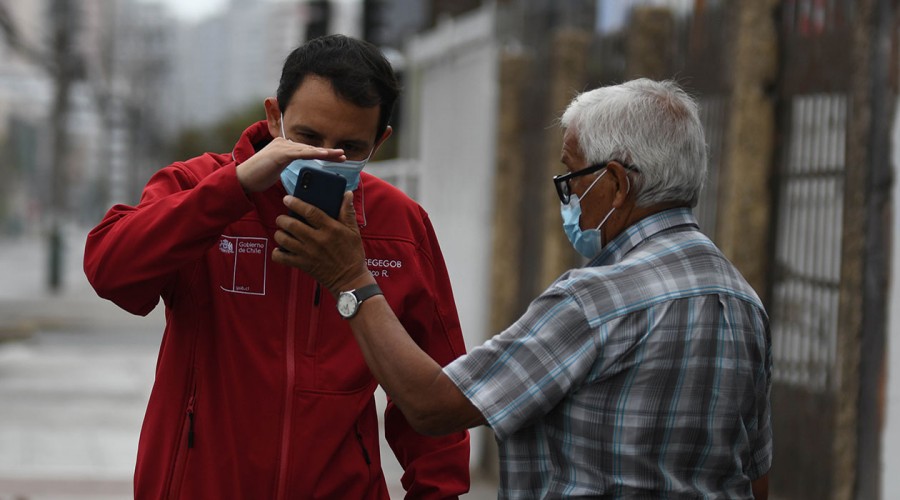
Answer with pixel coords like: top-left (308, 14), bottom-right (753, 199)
top-left (557, 230), bottom-right (762, 312)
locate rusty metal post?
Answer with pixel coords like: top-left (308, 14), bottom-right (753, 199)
top-left (835, 0), bottom-right (875, 498)
top-left (625, 6), bottom-right (675, 80)
top-left (478, 47), bottom-right (533, 482)
top-left (537, 29), bottom-right (591, 290)
top-left (715, 0), bottom-right (779, 300)
top-left (489, 50), bottom-right (531, 337)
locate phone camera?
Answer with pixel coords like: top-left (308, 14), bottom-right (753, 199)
top-left (300, 171), bottom-right (312, 189)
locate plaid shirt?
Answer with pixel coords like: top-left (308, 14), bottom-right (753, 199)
top-left (444, 208), bottom-right (772, 499)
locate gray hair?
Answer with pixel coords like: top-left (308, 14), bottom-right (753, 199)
top-left (560, 79), bottom-right (708, 207)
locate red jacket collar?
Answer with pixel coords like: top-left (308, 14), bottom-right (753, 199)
top-left (232, 121), bottom-right (272, 164)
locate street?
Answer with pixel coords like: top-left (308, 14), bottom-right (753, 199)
top-left (0, 229), bottom-right (497, 499)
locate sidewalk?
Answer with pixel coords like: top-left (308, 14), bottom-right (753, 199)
top-left (0, 230), bottom-right (498, 499)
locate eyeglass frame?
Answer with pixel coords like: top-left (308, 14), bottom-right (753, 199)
top-left (553, 161), bottom-right (638, 204)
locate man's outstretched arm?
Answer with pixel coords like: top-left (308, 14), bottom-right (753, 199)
top-left (273, 193), bottom-right (486, 436)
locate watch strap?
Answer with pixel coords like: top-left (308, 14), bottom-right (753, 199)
top-left (352, 283), bottom-right (383, 303)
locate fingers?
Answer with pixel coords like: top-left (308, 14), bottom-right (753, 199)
top-left (237, 139), bottom-right (345, 193)
top-left (272, 195), bottom-right (368, 294)
top-left (339, 192), bottom-right (356, 227)
top-left (281, 195), bottom-right (328, 229)
top-left (273, 197), bottom-right (334, 259)
top-left (274, 136), bottom-right (346, 161)
top-left (272, 228), bottom-right (305, 260)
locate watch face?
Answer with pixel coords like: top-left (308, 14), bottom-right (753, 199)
top-left (337, 292), bottom-right (358, 318)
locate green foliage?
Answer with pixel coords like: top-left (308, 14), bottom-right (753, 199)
top-left (166, 102), bottom-right (267, 163)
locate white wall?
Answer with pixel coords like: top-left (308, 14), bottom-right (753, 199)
top-left (405, 5), bottom-right (499, 467)
top-left (407, 7), bottom-right (498, 356)
top-left (882, 99), bottom-right (900, 498)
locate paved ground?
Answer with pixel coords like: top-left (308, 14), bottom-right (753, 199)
top-left (0, 228), bottom-right (498, 499)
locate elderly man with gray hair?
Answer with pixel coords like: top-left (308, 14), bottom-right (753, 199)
top-left (274, 78), bottom-right (772, 499)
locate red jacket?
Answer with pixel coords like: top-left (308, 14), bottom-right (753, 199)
top-left (84, 121), bottom-right (470, 499)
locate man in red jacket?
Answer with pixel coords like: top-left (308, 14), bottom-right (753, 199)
top-left (84, 34), bottom-right (470, 499)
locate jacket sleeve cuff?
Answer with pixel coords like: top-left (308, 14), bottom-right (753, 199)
top-left (194, 162), bottom-right (255, 220)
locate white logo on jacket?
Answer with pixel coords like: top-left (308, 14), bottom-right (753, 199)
top-left (219, 239), bottom-right (235, 254)
top-left (218, 235), bottom-right (267, 295)
top-left (366, 257), bottom-right (403, 278)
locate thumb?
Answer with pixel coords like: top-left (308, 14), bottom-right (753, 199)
top-left (340, 191), bottom-right (358, 230)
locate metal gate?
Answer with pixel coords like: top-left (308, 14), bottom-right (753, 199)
top-left (769, 1), bottom-right (853, 498)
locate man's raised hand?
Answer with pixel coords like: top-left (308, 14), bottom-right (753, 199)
top-left (236, 137), bottom-right (345, 193)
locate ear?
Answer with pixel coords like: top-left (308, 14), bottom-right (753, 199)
top-left (605, 161), bottom-right (632, 209)
top-left (264, 97), bottom-right (282, 139)
top-left (372, 125), bottom-right (393, 154)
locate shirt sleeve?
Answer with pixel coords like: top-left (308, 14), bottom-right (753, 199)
top-left (748, 313), bottom-right (773, 479)
top-left (443, 286), bottom-right (597, 440)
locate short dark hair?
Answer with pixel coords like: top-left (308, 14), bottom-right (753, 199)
top-left (277, 34), bottom-right (400, 139)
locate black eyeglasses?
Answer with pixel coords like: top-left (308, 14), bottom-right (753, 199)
top-left (552, 161), bottom-right (638, 204)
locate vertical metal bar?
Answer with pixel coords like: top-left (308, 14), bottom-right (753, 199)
top-left (791, 96), bottom-right (809, 384)
top-left (819, 95), bottom-right (830, 389)
top-left (829, 95), bottom-right (848, 389)
top-left (799, 95), bottom-right (819, 388)
top-left (808, 95), bottom-right (822, 386)
top-left (829, 95), bottom-right (845, 388)
top-left (819, 95), bottom-right (833, 390)
top-left (772, 100), bottom-right (792, 381)
top-left (775, 100), bottom-right (791, 382)
top-left (793, 97), bottom-right (808, 384)
top-left (826, 93), bottom-right (838, 388)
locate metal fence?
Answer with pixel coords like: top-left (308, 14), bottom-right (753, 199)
top-left (769, 2), bottom-right (857, 498)
top-left (771, 94), bottom-right (846, 393)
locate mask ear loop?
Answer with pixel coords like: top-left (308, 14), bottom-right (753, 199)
top-left (574, 168), bottom-right (606, 205)
top-left (594, 170), bottom-right (631, 231)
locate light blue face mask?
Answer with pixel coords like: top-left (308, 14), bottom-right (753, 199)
top-left (559, 169), bottom-right (621, 259)
top-left (279, 118), bottom-right (373, 193)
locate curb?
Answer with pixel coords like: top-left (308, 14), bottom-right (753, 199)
top-left (0, 320), bottom-right (37, 343)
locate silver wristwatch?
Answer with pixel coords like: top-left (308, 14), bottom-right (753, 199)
top-left (336, 283), bottom-right (383, 319)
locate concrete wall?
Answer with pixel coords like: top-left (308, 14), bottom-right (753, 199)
top-left (406, 7), bottom-right (498, 351)
top-left (404, 6), bottom-right (499, 468)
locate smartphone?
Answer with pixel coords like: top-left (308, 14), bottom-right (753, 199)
top-left (290, 166), bottom-right (347, 224)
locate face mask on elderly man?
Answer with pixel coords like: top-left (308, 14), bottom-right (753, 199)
top-left (560, 168), bottom-right (629, 259)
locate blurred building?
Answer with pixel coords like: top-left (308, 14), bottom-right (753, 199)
top-left (161, 0), bottom-right (309, 132)
top-left (0, 1), bottom-right (55, 233)
top-left (0, 0), bottom-right (175, 229)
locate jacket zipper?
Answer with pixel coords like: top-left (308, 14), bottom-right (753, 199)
top-left (166, 390), bottom-right (197, 499)
top-left (187, 396), bottom-right (196, 448)
top-left (355, 428), bottom-right (372, 465)
top-left (306, 284), bottom-right (321, 353)
top-left (275, 270), bottom-right (300, 500)
top-left (355, 420), bottom-right (372, 487)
